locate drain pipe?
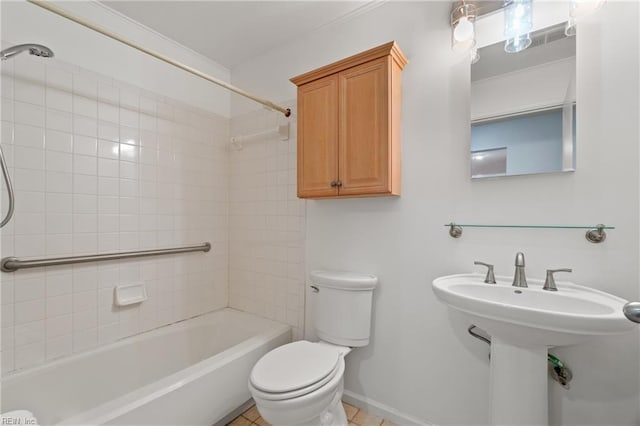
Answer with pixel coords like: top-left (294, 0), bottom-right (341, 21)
top-left (467, 325), bottom-right (573, 389)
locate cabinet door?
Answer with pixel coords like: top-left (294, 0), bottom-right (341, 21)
top-left (297, 74), bottom-right (339, 198)
top-left (338, 57), bottom-right (391, 196)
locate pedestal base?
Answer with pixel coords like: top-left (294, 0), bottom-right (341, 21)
top-left (489, 337), bottom-right (548, 426)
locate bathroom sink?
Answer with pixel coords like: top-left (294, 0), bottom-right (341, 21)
top-left (433, 273), bottom-right (635, 425)
top-left (432, 273), bottom-right (634, 347)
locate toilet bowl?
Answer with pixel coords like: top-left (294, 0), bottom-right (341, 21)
top-left (249, 341), bottom-right (350, 425)
top-left (248, 270), bottom-right (377, 426)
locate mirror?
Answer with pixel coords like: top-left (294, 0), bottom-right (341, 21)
top-left (470, 23), bottom-right (576, 179)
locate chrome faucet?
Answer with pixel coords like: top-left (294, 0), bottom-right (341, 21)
top-left (512, 252), bottom-right (527, 288)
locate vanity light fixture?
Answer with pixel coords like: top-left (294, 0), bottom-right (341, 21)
top-left (451, 1), bottom-right (477, 53)
top-left (504, 0), bottom-right (533, 53)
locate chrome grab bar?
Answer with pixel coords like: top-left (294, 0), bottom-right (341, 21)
top-left (623, 302), bottom-right (640, 323)
top-left (1, 242), bottom-right (211, 272)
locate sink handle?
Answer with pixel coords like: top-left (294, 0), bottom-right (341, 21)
top-left (543, 268), bottom-right (572, 291)
top-left (474, 261), bottom-right (496, 284)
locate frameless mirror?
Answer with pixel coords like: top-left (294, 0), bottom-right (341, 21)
top-left (470, 23), bottom-right (576, 179)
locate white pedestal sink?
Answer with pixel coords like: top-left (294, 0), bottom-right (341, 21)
top-left (432, 274), bottom-right (635, 426)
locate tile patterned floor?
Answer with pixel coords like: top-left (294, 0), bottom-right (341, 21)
top-left (227, 401), bottom-right (397, 426)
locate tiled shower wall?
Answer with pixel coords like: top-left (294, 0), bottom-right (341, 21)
top-left (229, 106), bottom-right (306, 340)
top-left (0, 54), bottom-right (229, 373)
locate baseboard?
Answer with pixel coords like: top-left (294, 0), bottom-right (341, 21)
top-left (342, 390), bottom-right (433, 426)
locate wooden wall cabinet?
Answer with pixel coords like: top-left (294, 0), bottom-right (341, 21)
top-left (291, 42), bottom-right (407, 199)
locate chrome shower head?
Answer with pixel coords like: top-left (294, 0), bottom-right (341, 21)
top-left (1, 44), bottom-right (54, 61)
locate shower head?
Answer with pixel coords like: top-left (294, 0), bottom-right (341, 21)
top-left (1, 44), bottom-right (54, 61)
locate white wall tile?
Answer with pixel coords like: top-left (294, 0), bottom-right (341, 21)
top-left (46, 88), bottom-right (73, 113)
top-left (120, 127), bottom-right (139, 146)
top-left (14, 234), bottom-right (45, 257)
top-left (72, 328), bottom-right (97, 353)
top-left (119, 143), bottom-right (138, 162)
top-left (98, 82), bottom-right (118, 104)
top-left (45, 315), bottom-right (72, 339)
top-left (14, 146), bottom-right (44, 170)
top-left (98, 102), bottom-right (119, 124)
top-left (45, 171), bottom-right (72, 193)
top-left (15, 80), bottom-right (45, 106)
top-left (73, 135), bottom-right (97, 156)
top-left (98, 123), bottom-right (119, 144)
top-left (228, 107), bottom-right (304, 334)
top-left (13, 277), bottom-right (44, 305)
top-left (45, 130), bottom-right (73, 153)
top-left (45, 234), bottom-right (72, 255)
top-left (120, 108), bottom-right (138, 128)
top-left (73, 95), bottom-right (97, 119)
top-left (73, 154), bottom-right (98, 176)
top-left (46, 335), bottom-right (72, 360)
top-left (46, 294), bottom-right (72, 318)
top-left (46, 110), bottom-right (72, 134)
top-left (14, 341), bottom-right (45, 370)
top-left (73, 174), bottom-right (97, 194)
top-left (45, 273), bottom-right (72, 297)
top-left (14, 320), bottom-right (45, 346)
top-left (46, 214), bottom-right (72, 234)
top-left (73, 72), bottom-right (97, 99)
top-left (46, 67), bottom-right (72, 92)
top-left (14, 123), bottom-right (44, 149)
top-left (72, 194), bottom-right (97, 214)
top-left (73, 116), bottom-right (97, 138)
top-left (14, 299), bottom-right (45, 324)
top-left (14, 101), bottom-right (45, 127)
top-left (46, 150), bottom-right (72, 173)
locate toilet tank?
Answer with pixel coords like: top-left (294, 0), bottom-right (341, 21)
top-left (310, 270), bottom-right (378, 347)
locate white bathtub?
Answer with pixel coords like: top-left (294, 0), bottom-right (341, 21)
top-left (2, 308), bottom-right (291, 425)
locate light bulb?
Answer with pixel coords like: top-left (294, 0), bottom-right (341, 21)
top-left (454, 17), bottom-right (474, 42)
top-left (450, 2), bottom-right (476, 53)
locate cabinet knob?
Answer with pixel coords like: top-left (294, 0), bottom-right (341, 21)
top-left (330, 181), bottom-right (338, 187)
top-left (336, 180), bottom-right (342, 187)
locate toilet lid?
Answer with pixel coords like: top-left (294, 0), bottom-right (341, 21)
top-left (250, 341), bottom-right (340, 394)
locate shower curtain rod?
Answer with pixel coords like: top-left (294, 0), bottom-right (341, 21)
top-left (27, 0), bottom-right (291, 117)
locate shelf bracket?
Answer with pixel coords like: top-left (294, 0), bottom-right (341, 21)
top-left (448, 223), bottom-right (463, 238)
top-left (585, 224), bottom-right (607, 244)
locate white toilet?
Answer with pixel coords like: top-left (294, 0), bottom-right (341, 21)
top-left (249, 270), bottom-right (377, 426)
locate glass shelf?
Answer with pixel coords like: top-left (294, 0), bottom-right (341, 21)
top-left (444, 223), bottom-right (615, 230)
top-left (444, 223), bottom-right (613, 243)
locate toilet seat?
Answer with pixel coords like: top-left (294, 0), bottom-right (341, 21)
top-left (249, 341), bottom-right (343, 401)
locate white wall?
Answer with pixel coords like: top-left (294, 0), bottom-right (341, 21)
top-left (232, 2), bottom-right (639, 425)
top-left (1, 0), bottom-right (231, 118)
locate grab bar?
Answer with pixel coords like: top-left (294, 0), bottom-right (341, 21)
top-left (1, 242), bottom-right (211, 272)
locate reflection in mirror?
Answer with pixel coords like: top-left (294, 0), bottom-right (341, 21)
top-left (470, 23), bottom-right (576, 179)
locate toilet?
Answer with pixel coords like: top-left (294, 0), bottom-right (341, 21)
top-left (249, 270), bottom-right (377, 426)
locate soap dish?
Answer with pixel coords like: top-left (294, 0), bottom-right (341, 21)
top-left (114, 283), bottom-right (147, 307)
